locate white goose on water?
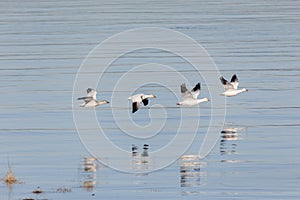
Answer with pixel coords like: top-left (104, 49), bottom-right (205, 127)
top-left (128, 94), bottom-right (156, 113)
top-left (220, 74), bottom-right (248, 97)
top-left (77, 88), bottom-right (109, 107)
top-left (176, 83), bottom-right (209, 106)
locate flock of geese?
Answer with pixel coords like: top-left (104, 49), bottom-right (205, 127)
top-left (77, 74), bottom-right (248, 113)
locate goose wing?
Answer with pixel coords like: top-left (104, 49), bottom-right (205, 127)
top-left (191, 83), bottom-right (201, 99)
top-left (220, 76), bottom-right (234, 90)
top-left (132, 102), bottom-right (141, 113)
top-left (230, 74), bottom-right (239, 89)
top-left (142, 98), bottom-right (149, 106)
top-left (129, 94), bottom-right (143, 103)
top-left (77, 96), bottom-right (93, 103)
top-left (181, 83), bottom-right (194, 100)
top-left (86, 88), bottom-right (97, 99)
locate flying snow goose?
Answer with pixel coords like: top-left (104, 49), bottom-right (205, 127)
top-left (220, 74), bottom-right (248, 96)
top-left (176, 83), bottom-right (209, 106)
top-left (77, 88), bottom-right (109, 107)
top-left (128, 94), bottom-right (156, 113)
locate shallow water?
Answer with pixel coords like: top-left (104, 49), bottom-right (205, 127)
top-left (0, 0), bottom-right (300, 199)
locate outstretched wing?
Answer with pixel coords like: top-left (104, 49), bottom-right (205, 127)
top-left (86, 88), bottom-right (97, 99)
top-left (191, 83), bottom-right (201, 99)
top-left (230, 74), bottom-right (239, 89)
top-left (220, 76), bottom-right (228, 85)
top-left (181, 83), bottom-right (194, 100)
top-left (181, 83), bottom-right (188, 94)
top-left (128, 94), bottom-right (143, 103)
top-left (220, 76), bottom-right (234, 90)
top-left (142, 98), bottom-right (149, 106)
top-left (77, 96), bottom-right (93, 103)
top-left (132, 102), bottom-right (140, 113)
top-left (230, 74), bottom-right (238, 83)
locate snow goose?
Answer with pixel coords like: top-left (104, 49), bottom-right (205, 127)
top-left (77, 88), bottom-right (109, 107)
top-left (220, 74), bottom-right (248, 96)
top-left (128, 94), bottom-right (156, 113)
top-left (176, 83), bottom-right (209, 106)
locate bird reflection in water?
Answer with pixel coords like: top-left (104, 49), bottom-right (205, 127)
top-left (131, 144), bottom-right (151, 171)
top-left (131, 144), bottom-right (138, 157)
top-left (80, 157), bottom-right (97, 191)
top-left (220, 127), bottom-right (245, 163)
top-left (180, 155), bottom-right (206, 188)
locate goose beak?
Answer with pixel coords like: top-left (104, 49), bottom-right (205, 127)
top-left (153, 95), bottom-right (157, 98)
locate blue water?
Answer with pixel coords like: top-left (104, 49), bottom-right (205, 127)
top-left (0, 0), bottom-right (300, 199)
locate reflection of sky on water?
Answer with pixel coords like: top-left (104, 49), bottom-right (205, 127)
top-left (1, 0), bottom-right (300, 199)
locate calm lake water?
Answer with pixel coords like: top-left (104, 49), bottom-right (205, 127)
top-left (0, 0), bottom-right (300, 199)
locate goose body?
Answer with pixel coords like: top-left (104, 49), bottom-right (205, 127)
top-left (77, 88), bottom-right (109, 107)
top-left (128, 93), bottom-right (156, 113)
top-left (220, 74), bottom-right (248, 97)
top-left (177, 83), bottom-right (209, 106)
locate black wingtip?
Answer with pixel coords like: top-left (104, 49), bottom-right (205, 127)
top-left (77, 97), bottom-right (87, 100)
top-left (132, 102), bottom-right (138, 113)
top-left (230, 74), bottom-right (238, 82)
top-left (132, 109), bottom-right (137, 113)
top-left (220, 76), bottom-right (228, 85)
top-left (142, 98), bottom-right (149, 106)
top-left (192, 83), bottom-right (201, 92)
top-left (180, 83), bottom-right (187, 93)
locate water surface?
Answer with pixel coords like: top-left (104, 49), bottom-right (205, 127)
top-left (0, 0), bottom-right (299, 199)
